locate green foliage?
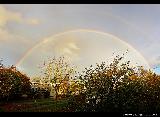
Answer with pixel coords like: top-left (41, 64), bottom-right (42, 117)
top-left (30, 76), bottom-right (51, 99)
top-left (29, 87), bottom-right (50, 99)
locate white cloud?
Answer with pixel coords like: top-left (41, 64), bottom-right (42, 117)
top-left (63, 48), bottom-right (73, 55)
top-left (147, 56), bottom-right (160, 69)
top-left (0, 5), bottom-right (37, 65)
top-left (0, 5), bottom-right (23, 27)
top-left (57, 41), bottom-right (80, 57)
top-left (38, 34), bottom-right (81, 63)
top-left (0, 28), bottom-right (13, 41)
top-left (26, 18), bottom-right (41, 25)
top-left (68, 42), bottom-right (80, 50)
top-left (0, 5), bottom-right (40, 28)
top-left (0, 5), bottom-right (41, 42)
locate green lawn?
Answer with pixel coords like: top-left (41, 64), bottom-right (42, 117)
top-left (0, 98), bottom-right (71, 112)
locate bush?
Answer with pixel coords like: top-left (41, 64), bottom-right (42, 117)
top-left (29, 87), bottom-right (50, 99)
top-left (71, 55), bottom-right (160, 112)
top-left (67, 93), bottom-right (86, 112)
top-left (0, 63), bottom-right (31, 101)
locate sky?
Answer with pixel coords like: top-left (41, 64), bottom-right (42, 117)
top-left (1, 4), bottom-right (160, 76)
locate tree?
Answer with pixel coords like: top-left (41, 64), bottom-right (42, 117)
top-left (77, 55), bottom-right (133, 111)
top-left (0, 60), bottom-right (31, 101)
top-left (70, 53), bottom-right (160, 112)
top-left (40, 56), bottom-right (76, 99)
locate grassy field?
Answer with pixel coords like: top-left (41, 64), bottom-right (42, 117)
top-left (0, 98), bottom-right (71, 112)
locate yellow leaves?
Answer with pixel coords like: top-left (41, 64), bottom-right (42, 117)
top-left (129, 74), bottom-right (137, 81)
top-left (40, 56), bottom-right (77, 97)
top-left (69, 80), bottom-right (84, 95)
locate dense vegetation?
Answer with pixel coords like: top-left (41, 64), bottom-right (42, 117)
top-left (0, 60), bottom-right (31, 101)
top-left (73, 55), bottom-right (160, 112)
top-left (1, 54), bottom-right (160, 112)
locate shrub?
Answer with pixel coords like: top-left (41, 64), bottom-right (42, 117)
top-left (29, 85), bottom-right (50, 99)
top-left (0, 62), bottom-right (31, 101)
top-left (72, 55), bottom-right (160, 112)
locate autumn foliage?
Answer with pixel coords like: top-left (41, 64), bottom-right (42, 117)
top-left (1, 54), bottom-right (160, 112)
top-left (39, 56), bottom-right (77, 99)
top-left (71, 55), bottom-right (160, 112)
top-left (0, 61), bottom-right (31, 101)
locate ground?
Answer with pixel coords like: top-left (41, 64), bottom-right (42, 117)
top-left (0, 98), bottom-right (72, 112)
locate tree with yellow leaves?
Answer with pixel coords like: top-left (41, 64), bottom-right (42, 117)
top-left (40, 56), bottom-right (76, 99)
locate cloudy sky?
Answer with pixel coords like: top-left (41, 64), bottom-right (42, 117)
top-left (1, 4), bottom-right (160, 76)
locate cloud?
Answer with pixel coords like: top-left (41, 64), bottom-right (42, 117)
top-left (68, 42), bottom-right (80, 50)
top-left (148, 56), bottom-right (160, 68)
top-left (38, 34), bottom-right (81, 63)
top-left (0, 5), bottom-right (40, 27)
top-left (61, 42), bottom-right (80, 59)
top-left (0, 5), bottom-right (38, 65)
top-left (0, 31), bottom-right (34, 66)
top-left (0, 5), bottom-right (23, 27)
top-left (0, 28), bottom-right (13, 41)
top-left (26, 18), bottom-right (40, 25)
top-left (154, 56), bottom-right (160, 66)
top-left (63, 48), bottom-right (73, 55)
top-left (54, 39), bottom-right (80, 57)
top-left (0, 5), bottom-right (41, 42)
top-left (60, 42), bottom-right (80, 55)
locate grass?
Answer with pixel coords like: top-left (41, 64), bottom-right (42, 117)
top-left (0, 108), bottom-right (4, 112)
top-left (0, 98), bottom-right (70, 112)
top-left (22, 99), bottom-right (69, 112)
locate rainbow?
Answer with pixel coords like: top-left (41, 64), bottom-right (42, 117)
top-left (15, 29), bottom-right (151, 70)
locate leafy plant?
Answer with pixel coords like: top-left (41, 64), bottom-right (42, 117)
top-left (40, 56), bottom-right (76, 99)
top-left (71, 54), bottom-right (160, 112)
top-left (0, 60), bottom-right (31, 101)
